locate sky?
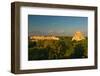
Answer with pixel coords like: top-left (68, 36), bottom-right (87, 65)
top-left (28, 15), bottom-right (88, 36)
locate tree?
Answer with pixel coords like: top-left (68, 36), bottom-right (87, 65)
top-left (28, 41), bottom-right (37, 48)
top-left (72, 43), bottom-right (84, 58)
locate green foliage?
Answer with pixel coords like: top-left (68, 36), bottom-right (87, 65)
top-left (28, 41), bottom-right (37, 48)
top-left (28, 47), bottom-right (49, 60)
top-left (28, 37), bottom-right (88, 60)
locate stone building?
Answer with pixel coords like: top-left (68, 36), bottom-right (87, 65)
top-left (72, 31), bottom-right (85, 41)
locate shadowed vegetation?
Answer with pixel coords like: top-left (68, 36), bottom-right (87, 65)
top-left (28, 36), bottom-right (88, 60)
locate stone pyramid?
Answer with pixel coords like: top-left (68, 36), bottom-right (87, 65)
top-left (72, 31), bottom-right (85, 41)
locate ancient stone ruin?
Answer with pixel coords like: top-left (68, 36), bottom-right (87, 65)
top-left (72, 31), bottom-right (85, 41)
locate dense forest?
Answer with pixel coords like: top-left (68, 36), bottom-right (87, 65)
top-left (28, 36), bottom-right (88, 60)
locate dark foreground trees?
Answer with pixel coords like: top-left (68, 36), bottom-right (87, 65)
top-left (28, 37), bottom-right (88, 60)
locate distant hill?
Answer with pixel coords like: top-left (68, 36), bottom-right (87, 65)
top-left (28, 31), bottom-right (66, 36)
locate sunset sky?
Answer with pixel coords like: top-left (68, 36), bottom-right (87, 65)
top-left (28, 15), bottom-right (88, 36)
